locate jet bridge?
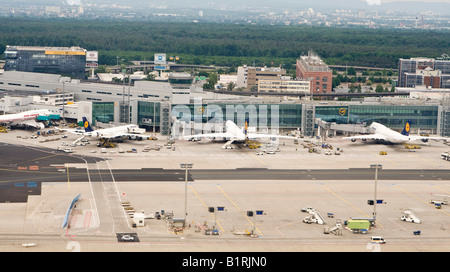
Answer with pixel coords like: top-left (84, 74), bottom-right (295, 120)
top-left (316, 119), bottom-right (370, 138)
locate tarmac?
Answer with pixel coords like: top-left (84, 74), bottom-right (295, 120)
top-left (0, 127), bottom-right (449, 253)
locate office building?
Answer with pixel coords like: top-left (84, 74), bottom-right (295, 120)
top-left (398, 57), bottom-right (450, 89)
top-left (237, 65), bottom-right (286, 90)
top-left (3, 45), bottom-right (87, 79)
top-left (258, 77), bottom-right (311, 95)
top-left (296, 51), bottom-right (332, 94)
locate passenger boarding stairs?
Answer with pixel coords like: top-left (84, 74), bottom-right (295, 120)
top-left (303, 208), bottom-right (327, 225)
top-left (401, 209), bottom-right (421, 224)
top-left (329, 219), bottom-right (343, 235)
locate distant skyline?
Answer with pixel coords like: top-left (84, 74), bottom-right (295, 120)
top-left (1, 0), bottom-right (449, 14)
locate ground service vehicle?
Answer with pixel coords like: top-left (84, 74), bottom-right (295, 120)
top-left (370, 236), bottom-right (386, 244)
top-left (430, 199), bottom-right (448, 205)
top-left (401, 209), bottom-right (421, 223)
top-left (346, 219), bottom-right (371, 231)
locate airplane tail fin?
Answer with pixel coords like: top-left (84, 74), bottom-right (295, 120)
top-left (401, 119), bottom-right (412, 136)
top-left (82, 117), bottom-right (94, 132)
top-left (244, 120), bottom-right (248, 136)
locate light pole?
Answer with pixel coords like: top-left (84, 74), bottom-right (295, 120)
top-left (370, 164), bottom-right (382, 224)
top-left (180, 163), bottom-right (193, 227)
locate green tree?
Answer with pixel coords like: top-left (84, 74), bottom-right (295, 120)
top-left (347, 67), bottom-right (356, 76)
top-left (375, 85), bottom-right (384, 93)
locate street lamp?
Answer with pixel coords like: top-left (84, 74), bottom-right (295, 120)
top-left (180, 163), bottom-right (193, 227)
top-left (370, 164), bottom-right (382, 224)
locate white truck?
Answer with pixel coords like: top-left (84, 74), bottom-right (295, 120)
top-left (430, 199), bottom-right (448, 205)
top-left (441, 152), bottom-right (450, 161)
top-left (401, 209), bottom-right (421, 224)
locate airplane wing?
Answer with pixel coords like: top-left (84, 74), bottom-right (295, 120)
top-left (100, 133), bottom-right (154, 139)
top-left (11, 120), bottom-right (45, 129)
top-left (246, 133), bottom-right (297, 140)
top-left (343, 134), bottom-right (388, 141)
top-left (408, 135), bottom-right (448, 141)
top-left (55, 127), bottom-right (85, 135)
top-left (182, 132), bottom-right (234, 140)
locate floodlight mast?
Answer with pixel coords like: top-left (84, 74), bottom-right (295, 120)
top-left (370, 164), bottom-right (382, 224)
top-left (180, 163), bottom-right (193, 227)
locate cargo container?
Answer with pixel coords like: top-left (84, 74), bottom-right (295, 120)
top-left (346, 219), bottom-right (371, 230)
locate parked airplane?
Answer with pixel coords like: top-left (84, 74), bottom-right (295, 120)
top-left (58, 117), bottom-right (152, 145)
top-left (0, 109), bottom-right (50, 129)
top-left (343, 119), bottom-right (447, 144)
top-left (183, 120), bottom-right (297, 148)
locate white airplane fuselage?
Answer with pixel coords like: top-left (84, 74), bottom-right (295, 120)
top-left (0, 109), bottom-right (50, 123)
top-left (369, 122), bottom-right (410, 144)
top-left (80, 124), bottom-right (145, 139)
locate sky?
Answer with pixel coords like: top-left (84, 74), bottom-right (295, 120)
top-left (1, 0), bottom-right (449, 14)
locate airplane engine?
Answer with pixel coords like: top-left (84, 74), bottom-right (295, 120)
top-left (351, 139), bottom-right (356, 142)
top-left (422, 139), bottom-right (428, 143)
top-left (362, 138), bottom-right (367, 142)
top-left (137, 137), bottom-right (142, 141)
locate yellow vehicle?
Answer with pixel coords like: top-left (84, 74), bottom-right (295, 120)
top-left (405, 144), bottom-right (421, 149)
top-left (379, 151), bottom-right (387, 155)
top-left (246, 140), bottom-right (261, 149)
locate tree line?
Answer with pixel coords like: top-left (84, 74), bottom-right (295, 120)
top-left (0, 17), bottom-right (449, 72)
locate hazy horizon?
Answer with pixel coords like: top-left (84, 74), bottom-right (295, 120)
top-left (1, 0), bottom-right (449, 15)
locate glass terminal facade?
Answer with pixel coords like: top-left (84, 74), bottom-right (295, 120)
top-left (91, 101), bottom-right (441, 134)
top-left (92, 102), bottom-right (115, 125)
top-left (137, 101), bottom-right (161, 127)
top-left (315, 105), bottom-right (439, 130)
top-left (170, 103), bottom-right (303, 129)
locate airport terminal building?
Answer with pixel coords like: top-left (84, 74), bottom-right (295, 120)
top-left (1, 70), bottom-right (450, 137)
top-left (3, 46), bottom-right (87, 79)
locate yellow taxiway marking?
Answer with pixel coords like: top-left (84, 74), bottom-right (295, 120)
top-left (320, 184), bottom-right (384, 227)
top-left (188, 184), bottom-right (225, 233)
top-left (362, 145), bottom-right (401, 166)
top-left (20, 153), bottom-right (61, 165)
top-left (320, 185), bottom-right (370, 217)
top-left (216, 184), bottom-right (263, 236)
top-left (408, 152), bottom-right (443, 167)
top-left (248, 153), bottom-right (267, 167)
top-left (393, 185), bottom-right (450, 217)
top-left (432, 185), bottom-right (450, 196)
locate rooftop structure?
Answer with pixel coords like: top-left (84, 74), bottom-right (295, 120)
top-left (297, 51), bottom-right (332, 73)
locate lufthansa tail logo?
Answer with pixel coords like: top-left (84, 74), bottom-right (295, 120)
top-left (84, 121), bottom-right (89, 128)
top-left (405, 123), bottom-right (410, 132)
